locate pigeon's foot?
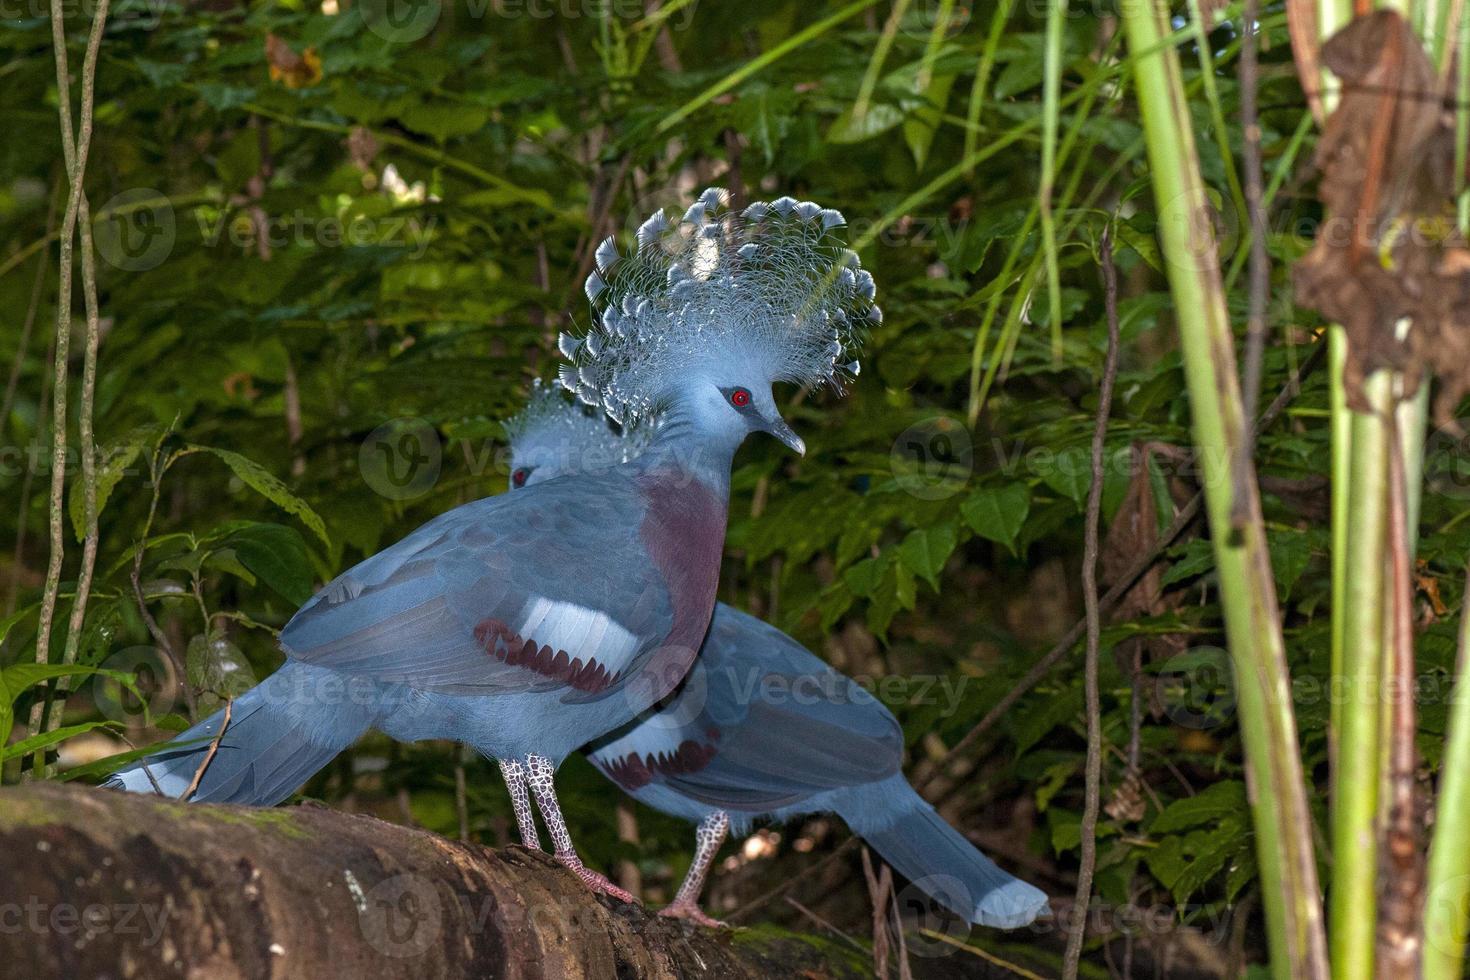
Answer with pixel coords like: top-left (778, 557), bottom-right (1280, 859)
top-left (556, 854), bottom-right (637, 904)
top-left (658, 899), bottom-right (727, 928)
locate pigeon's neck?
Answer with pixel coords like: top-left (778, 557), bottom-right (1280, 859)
top-left (632, 406), bottom-right (740, 499)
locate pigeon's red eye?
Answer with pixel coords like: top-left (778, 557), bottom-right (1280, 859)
top-left (729, 388), bottom-right (751, 408)
top-left (512, 469), bottom-right (528, 488)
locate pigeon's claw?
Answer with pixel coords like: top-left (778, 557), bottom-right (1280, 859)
top-left (658, 899), bottom-right (727, 928)
top-left (556, 855), bottom-right (637, 904)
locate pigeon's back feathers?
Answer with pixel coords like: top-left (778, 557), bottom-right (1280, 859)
top-left (558, 188), bottom-right (878, 424)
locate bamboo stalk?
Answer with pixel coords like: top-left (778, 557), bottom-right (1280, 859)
top-left (1117, 2), bottom-right (1328, 976)
top-left (1423, 6), bottom-right (1470, 976)
top-left (1424, 569), bottom-right (1470, 980)
top-left (1038, 0), bottom-right (1067, 364)
top-left (1332, 372), bottom-right (1392, 980)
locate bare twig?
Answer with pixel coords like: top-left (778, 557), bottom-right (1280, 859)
top-left (917, 930), bottom-right (1047, 980)
top-left (783, 896), bottom-right (867, 955)
top-left (27, 0), bottom-right (112, 768)
top-left (130, 442), bottom-right (194, 715)
top-left (454, 744), bottom-right (471, 843)
top-left (860, 846), bottom-right (894, 977)
top-left (1062, 227), bottom-right (1121, 980)
top-left (180, 698), bottom-right (232, 802)
top-left (1233, 0), bottom-right (1271, 531)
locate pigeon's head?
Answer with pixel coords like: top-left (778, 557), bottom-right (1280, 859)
top-left (556, 187), bottom-right (877, 455)
top-left (502, 379), bottom-right (641, 490)
top-left (677, 375), bottom-right (804, 455)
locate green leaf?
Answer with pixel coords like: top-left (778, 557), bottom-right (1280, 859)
top-left (843, 554), bottom-right (889, 598)
top-left (186, 445), bottom-right (329, 547)
top-left (0, 664), bottom-right (137, 747)
top-left (398, 104), bottom-right (490, 140)
top-left (898, 523), bottom-right (958, 590)
top-left (1, 720), bottom-right (121, 763)
top-left (827, 103), bottom-right (904, 143)
top-left (59, 736), bottom-right (215, 782)
top-left (1038, 446), bottom-right (1092, 507)
top-left (960, 484), bottom-right (1031, 554)
top-left (1150, 780), bottom-right (1249, 833)
top-left (1170, 821), bottom-right (1249, 904)
top-left (226, 523), bottom-right (314, 604)
top-left (1160, 538), bottom-right (1216, 587)
top-left (69, 440), bottom-right (146, 542)
top-left (1267, 528), bottom-right (1312, 602)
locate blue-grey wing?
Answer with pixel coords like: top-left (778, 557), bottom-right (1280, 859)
top-left (280, 474), bottom-right (671, 698)
top-left (590, 604), bottom-right (903, 808)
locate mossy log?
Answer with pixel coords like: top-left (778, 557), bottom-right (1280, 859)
top-left (0, 782), bottom-right (887, 979)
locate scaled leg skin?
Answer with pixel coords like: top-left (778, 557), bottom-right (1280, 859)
top-left (659, 810), bottom-right (730, 927)
top-left (524, 753), bottom-right (637, 903)
top-left (498, 758), bottom-right (541, 849)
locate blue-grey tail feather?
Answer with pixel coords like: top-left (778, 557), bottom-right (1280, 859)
top-left (838, 776), bottom-right (1050, 930)
top-left (103, 662), bottom-right (370, 806)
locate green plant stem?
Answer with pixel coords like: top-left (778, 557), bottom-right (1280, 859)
top-left (1332, 370), bottom-right (1393, 980)
top-left (852, 0), bottom-right (910, 118)
top-left (1117, 2), bottom-right (1328, 977)
top-left (1425, 8), bottom-right (1470, 977)
top-left (653, 0), bottom-right (882, 133)
top-left (1039, 0), bottom-right (1067, 365)
top-left (963, 0), bottom-right (1014, 177)
top-left (1184, 0), bottom-right (1249, 236)
top-left (1424, 563), bottom-right (1470, 980)
top-left (1328, 328), bottom-right (1350, 792)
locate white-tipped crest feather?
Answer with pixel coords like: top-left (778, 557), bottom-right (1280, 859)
top-left (558, 187), bottom-right (877, 424)
top-left (503, 380), bottom-right (648, 480)
top-left (594, 237), bottom-right (620, 273)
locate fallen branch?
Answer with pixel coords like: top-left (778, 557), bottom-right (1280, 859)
top-left (0, 782), bottom-right (884, 979)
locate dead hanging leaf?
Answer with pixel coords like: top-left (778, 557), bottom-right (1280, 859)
top-left (266, 34), bottom-right (323, 89)
top-left (1104, 769), bottom-right (1147, 824)
top-left (1293, 10), bottom-right (1470, 425)
top-left (1100, 443), bottom-right (1191, 673)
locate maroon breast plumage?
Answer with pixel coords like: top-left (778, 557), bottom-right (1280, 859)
top-left (632, 469), bottom-right (727, 704)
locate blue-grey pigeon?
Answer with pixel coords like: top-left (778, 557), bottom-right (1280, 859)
top-left (501, 385), bottom-right (1051, 930)
top-left (106, 189), bottom-right (875, 902)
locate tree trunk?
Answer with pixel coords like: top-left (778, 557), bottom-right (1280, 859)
top-left (0, 782), bottom-right (879, 979)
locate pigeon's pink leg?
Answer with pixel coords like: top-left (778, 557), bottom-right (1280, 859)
top-left (659, 810), bottom-right (730, 927)
top-left (525, 754), bottom-right (637, 903)
top-left (498, 758), bottom-right (541, 849)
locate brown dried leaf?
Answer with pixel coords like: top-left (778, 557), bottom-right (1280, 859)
top-left (1293, 11), bottom-right (1470, 424)
top-left (266, 34), bottom-right (323, 89)
top-left (1100, 443), bottom-right (1190, 671)
top-left (1104, 770), bottom-right (1148, 824)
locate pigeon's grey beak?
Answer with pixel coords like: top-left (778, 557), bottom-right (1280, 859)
top-left (764, 416), bottom-right (806, 456)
